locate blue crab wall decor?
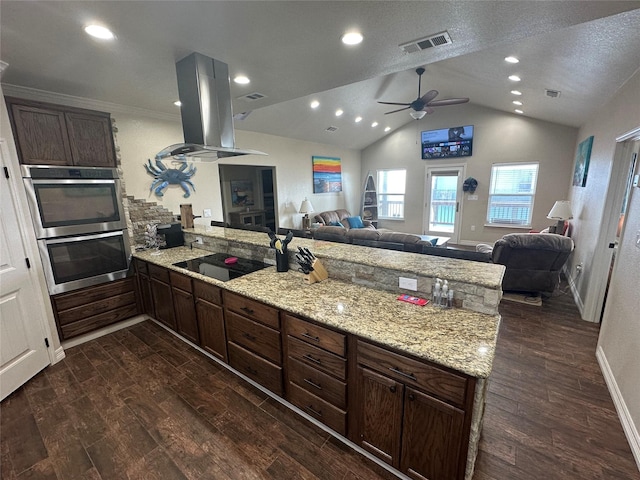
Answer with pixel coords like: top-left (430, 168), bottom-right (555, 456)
top-left (144, 159), bottom-right (196, 198)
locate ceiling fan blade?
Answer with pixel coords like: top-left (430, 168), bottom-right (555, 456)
top-left (420, 90), bottom-right (439, 104)
top-left (427, 97), bottom-right (470, 107)
top-left (423, 106), bottom-right (435, 115)
top-left (384, 106), bottom-right (411, 115)
top-left (378, 101), bottom-right (412, 106)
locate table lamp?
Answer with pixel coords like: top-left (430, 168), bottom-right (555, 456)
top-left (547, 200), bottom-right (573, 234)
top-left (299, 197), bottom-right (314, 229)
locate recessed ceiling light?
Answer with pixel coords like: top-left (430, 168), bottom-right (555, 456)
top-left (504, 56), bottom-right (519, 64)
top-left (384, 126), bottom-right (391, 132)
top-left (341, 31), bottom-right (363, 45)
top-left (84, 24), bottom-right (115, 40)
top-left (371, 121), bottom-right (378, 128)
top-left (233, 75), bottom-right (250, 85)
top-left (174, 101), bottom-right (182, 107)
top-left (512, 100), bottom-right (522, 106)
top-left (511, 90), bottom-right (522, 96)
top-left (335, 109), bottom-right (344, 117)
top-left (355, 116), bottom-right (362, 123)
top-left (310, 100), bottom-right (320, 109)
top-left (515, 109), bottom-right (524, 114)
top-left (508, 75), bottom-right (521, 82)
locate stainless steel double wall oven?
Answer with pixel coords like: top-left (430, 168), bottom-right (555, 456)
top-left (22, 165), bottom-right (131, 294)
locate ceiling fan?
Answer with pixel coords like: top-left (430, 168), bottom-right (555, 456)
top-left (378, 67), bottom-right (469, 119)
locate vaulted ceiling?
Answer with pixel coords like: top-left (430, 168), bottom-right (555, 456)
top-left (2, 1), bottom-right (639, 150)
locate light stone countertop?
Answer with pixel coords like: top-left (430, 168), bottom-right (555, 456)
top-left (183, 226), bottom-right (505, 289)
top-left (133, 245), bottom-right (500, 378)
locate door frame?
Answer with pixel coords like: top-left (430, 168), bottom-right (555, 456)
top-left (1, 138), bottom-right (59, 364)
top-left (423, 163), bottom-right (466, 244)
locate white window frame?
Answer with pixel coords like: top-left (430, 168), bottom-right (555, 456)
top-left (486, 162), bottom-right (539, 228)
top-left (377, 168), bottom-right (406, 220)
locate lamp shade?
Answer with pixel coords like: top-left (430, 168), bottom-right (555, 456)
top-left (299, 198), bottom-right (314, 214)
top-left (547, 200), bottom-right (573, 220)
top-left (410, 110), bottom-right (427, 120)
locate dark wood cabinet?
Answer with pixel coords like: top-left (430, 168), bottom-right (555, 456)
top-left (170, 271), bottom-right (200, 344)
top-left (148, 264), bottom-right (176, 330)
top-left (224, 291), bottom-right (282, 395)
top-left (51, 277), bottom-right (138, 340)
top-left (134, 259), bottom-right (155, 317)
top-left (5, 97), bottom-right (116, 167)
top-left (355, 340), bottom-right (472, 480)
top-left (194, 279), bottom-right (227, 362)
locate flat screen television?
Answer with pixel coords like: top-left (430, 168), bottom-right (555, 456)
top-left (421, 125), bottom-right (474, 159)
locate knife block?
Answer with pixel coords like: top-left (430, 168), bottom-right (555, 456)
top-left (304, 259), bottom-right (328, 284)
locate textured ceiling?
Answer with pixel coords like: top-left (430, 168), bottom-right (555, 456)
top-left (2, 1), bottom-right (639, 150)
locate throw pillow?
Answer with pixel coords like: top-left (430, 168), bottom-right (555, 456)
top-left (346, 216), bottom-right (365, 229)
top-left (328, 221), bottom-right (345, 227)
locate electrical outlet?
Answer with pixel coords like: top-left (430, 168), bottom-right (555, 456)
top-left (470, 225), bottom-right (476, 231)
top-left (203, 209), bottom-right (212, 218)
top-left (195, 236), bottom-right (204, 245)
top-left (399, 277), bottom-right (417, 291)
top-left (468, 194), bottom-right (478, 201)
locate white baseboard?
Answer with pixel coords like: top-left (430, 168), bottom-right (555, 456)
top-left (596, 346), bottom-right (640, 471)
top-left (53, 346), bottom-right (66, 364)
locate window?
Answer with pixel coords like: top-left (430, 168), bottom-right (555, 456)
top-left (378, 169), bottom-right (406, 219)
top-left (487, 163), bottom-right (539, 226)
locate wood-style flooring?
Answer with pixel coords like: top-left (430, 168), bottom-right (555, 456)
top-left (1, 285), bottom-right (639, 480)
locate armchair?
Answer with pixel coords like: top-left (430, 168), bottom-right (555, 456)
top-left (478, 233), bottom-right (574, 295)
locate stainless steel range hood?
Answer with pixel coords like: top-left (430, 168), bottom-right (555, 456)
top-left (156, 52), bottom-right (266, 160)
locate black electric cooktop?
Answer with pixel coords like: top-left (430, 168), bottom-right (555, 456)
top-left (173, 253), bottom-right (269, 282)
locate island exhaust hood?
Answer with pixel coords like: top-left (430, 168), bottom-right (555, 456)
top-left (155, 52), bottom-right (266, 160)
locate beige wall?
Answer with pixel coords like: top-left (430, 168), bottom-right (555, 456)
top-left (581, 69), bottom-right (640, 462)
top-left (361, 103), bottom-right (578, 243)
top-left (114, 112), bottom-right (361, 231)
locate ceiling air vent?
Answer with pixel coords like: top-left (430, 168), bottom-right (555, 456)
top-left (325, 126), bottom-right (339, 133)
top-left (238, 92), bottom-right (267, 101)
top-left (399, 31), bottom-right (452, 54)
top-left (545, 89), bottom-right (561, 98)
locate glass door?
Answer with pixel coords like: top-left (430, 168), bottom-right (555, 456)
top-left (424, 166), bottom-right (464, 243)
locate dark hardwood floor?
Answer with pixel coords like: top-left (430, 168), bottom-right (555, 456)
top-left (1, 284), bottom-right (638, 480)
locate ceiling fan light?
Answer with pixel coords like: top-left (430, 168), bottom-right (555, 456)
top-left (410, 110), bottom-right (427, 120)
top-left (504, 56), bottom-right (519, 64)
top-left (341, 32), bottom-right (363, 45)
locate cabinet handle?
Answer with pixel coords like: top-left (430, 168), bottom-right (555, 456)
top-left (242, 332), bottom-right (256, 341)
top-left (240, 307), bottom-right (255, 315)
top-left (304, 405), bottom-right (323, 417)
top-left (389, 367), bottom-right (417, 381)
top-left (245, 366), bottom-right (258, 376)
top-left (408, 393), bottom-right (416, 401)
top-left (389, 385), bottom-right (397, 393)
top-left (304, 378), bottom-right (322, 390)
top-left (302, 354), bottom-right (321, 365)
top-left (301, 332), bottom-right (321, 342)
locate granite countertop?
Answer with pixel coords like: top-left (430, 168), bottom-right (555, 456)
top-left (183, 226), bottom-right (504, 289)
top-left (133, 246), bottom-right (500, 378)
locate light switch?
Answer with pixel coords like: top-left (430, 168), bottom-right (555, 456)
top-left (203, 209), bottom-right (212, 218)
top-left (399, 277), bottom-right (418, 291)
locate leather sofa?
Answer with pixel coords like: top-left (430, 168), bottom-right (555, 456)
top-left (478, 233), bottom-right (574, 295)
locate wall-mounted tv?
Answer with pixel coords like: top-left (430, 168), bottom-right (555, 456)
top-left (421, 125), bottom-right (474, 159)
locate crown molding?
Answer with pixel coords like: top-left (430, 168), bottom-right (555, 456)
top-left (1, 83), bottom-right (180, 123)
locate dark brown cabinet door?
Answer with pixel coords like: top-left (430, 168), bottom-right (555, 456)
top-left (196, 299), bottom-right (226, 361)
top-left (138, 273), bottom-right (155, 317)
top-left (65, 112), bottom-right (116, 167)
top-left (357, 366), bottom-right (403, 467)
top-left (400, 387), bottom-right (465, 480)
top-left (172, 286), bottom-right (199, 344)
top-left (8, 102), bottom-right (72, 165)
top-left (150, 278), bottom-right (176, 330)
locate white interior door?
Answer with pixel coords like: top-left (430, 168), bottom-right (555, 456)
top-left (0, 140), bottom-right (50, 400)
top-left (424, 166), bottom-right (465, 243)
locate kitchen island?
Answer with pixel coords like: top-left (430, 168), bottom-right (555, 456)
top-left (132, 231), bottom-right (503, 480)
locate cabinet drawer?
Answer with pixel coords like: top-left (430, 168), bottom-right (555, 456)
top-left (285, 314), bottom-right (346, 357)
top-left (226, 311), bottom-right (281, 364)
top-left (287, 382), bottom-right (346, 436)
top-left (357, 340), bottom-right (468, 406)
top-left (57, 291), bottom-right (135, 326)
top-left (148, 264), bottom-right (170, 283)
top-left (228, 342), bottom-right (283, 396)
top-left (59, 304), bottom-right (139, 340)
top-left (53, 277), bottom-right (135, 311)
top-left (287, 337), bottom-right (346, 380)
top-left (193, 279), bottom-right (222, 306)
top-left (288, 358), bottom-right (346, 409)
top-left (224, 291), bottom-right (279, 329)
top-left (169, 270), bottom-right (192, 292)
